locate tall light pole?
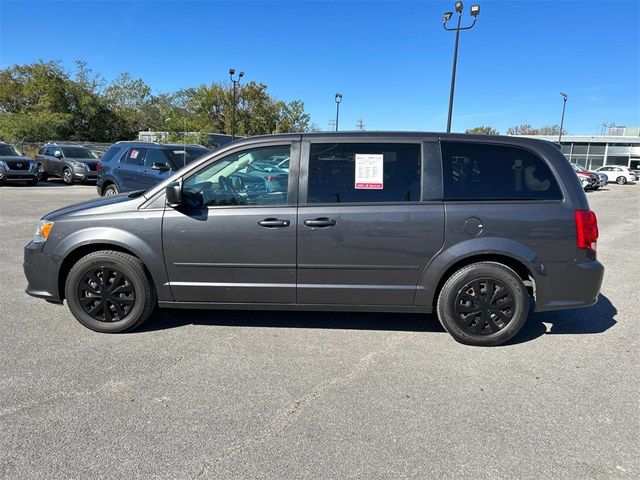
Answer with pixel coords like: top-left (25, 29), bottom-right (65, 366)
top-left (443, 1), bottom-right (480, 133)
top-left (229, 68), bottom-right (244, 141)
top-left (334, 93), bottom-right (342, 131)
top-left (559, 92), bottom-right (568, 144)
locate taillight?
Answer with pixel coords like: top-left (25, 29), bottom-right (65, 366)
top-left (575, 210), bottom-right (598, 253)
top-left (96, 162), bottom-right (101, 171)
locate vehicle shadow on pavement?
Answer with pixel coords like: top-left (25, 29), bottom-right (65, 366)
top-left (506, 294), bottom-right (617, 345)
top-left (140, 294), bottom-right (616, 344)
top-left (141, 309), bottom-right (445, 334)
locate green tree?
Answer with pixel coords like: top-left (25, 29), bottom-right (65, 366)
top-left (465, 126), bottom-right (500, 135)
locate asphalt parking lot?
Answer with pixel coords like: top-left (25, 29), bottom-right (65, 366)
top-left (0, 180), bottom-right (638, 479)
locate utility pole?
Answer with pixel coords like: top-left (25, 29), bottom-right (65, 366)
top-left (357, 119), bottom-right (365, 131)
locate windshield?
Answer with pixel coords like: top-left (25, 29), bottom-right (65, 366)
top-left (164, 148), bottom-right (210, 167)
top-left (0, 144), bottom-right (22, 156)
top-left (62, 146), bottom-right (98, 159)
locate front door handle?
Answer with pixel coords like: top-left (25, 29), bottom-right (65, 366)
top-left (258, 218), bottom-right (291, 228)
top-left (304, 217), bottom-right (337, 228)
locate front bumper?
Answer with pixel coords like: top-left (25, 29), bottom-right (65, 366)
top-left (23, 241), bottom-right (63, 303)
top-left (73, 168), bottom-right (98, 181)
top-left (531, 255), bottom-right (604, 312)
top-left (0, 170), bottom-right (38, 181)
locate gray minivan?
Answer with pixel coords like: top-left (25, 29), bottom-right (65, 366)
top-left (24, 133), bottom-right (604, 346)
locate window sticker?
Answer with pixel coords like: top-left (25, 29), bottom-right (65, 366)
top-left (355, 153), bottom-right (383, 189)
top-left (130, 150), bottom-right (139, 159)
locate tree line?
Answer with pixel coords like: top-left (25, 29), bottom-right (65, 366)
top-left (0, 61), bottom-right (315, 145)
top-left (465, 124), bottom-right (567, 136)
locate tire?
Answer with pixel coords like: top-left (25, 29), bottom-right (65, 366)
top-left (63, 167), bottom-right (74, 185)
top-left (65, 250), bottom-right (157, 333)
top-left (436, 262), bottom-right (529, 346)
top-left (36, 163), bottom-right (48, 181)
top-left (616, 176), bottom-right (627, 185)
top-left (103, 184), bottom-right (119, 196)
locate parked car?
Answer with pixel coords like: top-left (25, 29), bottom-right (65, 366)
top-left (35, 143), bottom-right (100, 184)
top-left (629, 169), bottom-right (640, 181)
top-left (595, 165), bottom-right (636, 185)
top-left (570, 163), bottom-right (598, 190)
top-left (96, 142), bottom-right (211, 196)
top-left (24, 132), bottom-right (604, 347)
top-left (0, 142), bottom-right (39, 185)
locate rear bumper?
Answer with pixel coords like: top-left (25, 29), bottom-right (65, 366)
top-left (531, 257), bottom-right (604, 312)
top-left (23, 241), bottom-right (62, 303)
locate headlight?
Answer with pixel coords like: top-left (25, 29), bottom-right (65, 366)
top-left (34, 220), bottom-right (54, 243)
top-left (29, 161), bottom-right (37, 171)
top-left (73, 161), bottom-right (88, 170)
top-left (0, 161), bottom-right (8, 171)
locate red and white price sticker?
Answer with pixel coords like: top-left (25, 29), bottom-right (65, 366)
top-left (354, 153), bottom-right (383, 189)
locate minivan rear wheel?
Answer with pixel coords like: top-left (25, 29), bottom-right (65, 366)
top-left (65, 250), bottom-right (156, 333)
top-left (616, 176), bottom-right (627, 185)
top-left (437, 262), bottom-right (529, 346)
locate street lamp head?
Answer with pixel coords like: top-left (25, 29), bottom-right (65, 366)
top-left (443, 11), bottom-right (453, 21)
top-left (470, 4), bottom-right (480, 16)
top-left (239, 71), bottom-right (244, 78)
top-left (335, 93), bottom-right (343, 103)
top-left (560, 92), bottom-right (567, 99)
top-left (229, 68), bottom-right (235, 75)
top-left (455, 1), bottom-right (463, 13)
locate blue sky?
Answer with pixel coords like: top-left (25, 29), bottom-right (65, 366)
top-left (1, 0), bottom-right (639, 134)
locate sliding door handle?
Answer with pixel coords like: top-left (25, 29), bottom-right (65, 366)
top-left (304, 218), bottom-right (336, 228)
top-left (258, 218), bottom-right (291, 228)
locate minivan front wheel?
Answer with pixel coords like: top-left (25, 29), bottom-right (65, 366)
top-left (437, 262), bottom-right (529, 346)
top-left (65, 250), bottom-right (156, 333)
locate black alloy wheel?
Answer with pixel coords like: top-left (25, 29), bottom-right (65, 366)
top-left (454, 279), bottom-right (514, 335)
top-left (77, 266), bottom-right (135, 322)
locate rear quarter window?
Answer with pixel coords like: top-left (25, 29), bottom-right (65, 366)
top-left (441, 142), bottom-right (563, 201)
top-left (100, 146), bottom-right (124, 163)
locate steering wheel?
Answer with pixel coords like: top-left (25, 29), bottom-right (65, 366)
top-left (218, 175), bottom-right (239, 197)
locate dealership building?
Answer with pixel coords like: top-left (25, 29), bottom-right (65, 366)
top-left (523, 129), bottom-right (640, 171)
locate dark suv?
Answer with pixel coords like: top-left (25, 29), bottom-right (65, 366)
top-left (0, 142), bottom-right (38, 185)
top-left (96, 142), bottom-right (211, 196)
top-left (35, 143), bottom-right (100, 184)
top-left (24, 133), bottom-right (604, 346)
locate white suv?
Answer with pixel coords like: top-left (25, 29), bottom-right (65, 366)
top-left (595, 166), bottom-right (636, 185)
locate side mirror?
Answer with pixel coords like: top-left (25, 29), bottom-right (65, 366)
top-left (165, 182), bottom-right (183, 207)
top-left (54, 150), bottom-right (62, 158)
top-left (152, 162), bottom-right (171, 172)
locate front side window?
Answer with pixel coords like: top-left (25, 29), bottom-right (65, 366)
top-left (144, 149), bottom-right (169, 169)
top-left (307, 143), bottom-right (421, 204)
top-left (441, 142), bottom-right (562, 201)
top-left (183, 145), bottom-right (291, 207)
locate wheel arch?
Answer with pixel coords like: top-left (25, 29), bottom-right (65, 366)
top-left (415, 238), bottom-right (539, 308)
top-left (57, 243), bottom-right (152, 301)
